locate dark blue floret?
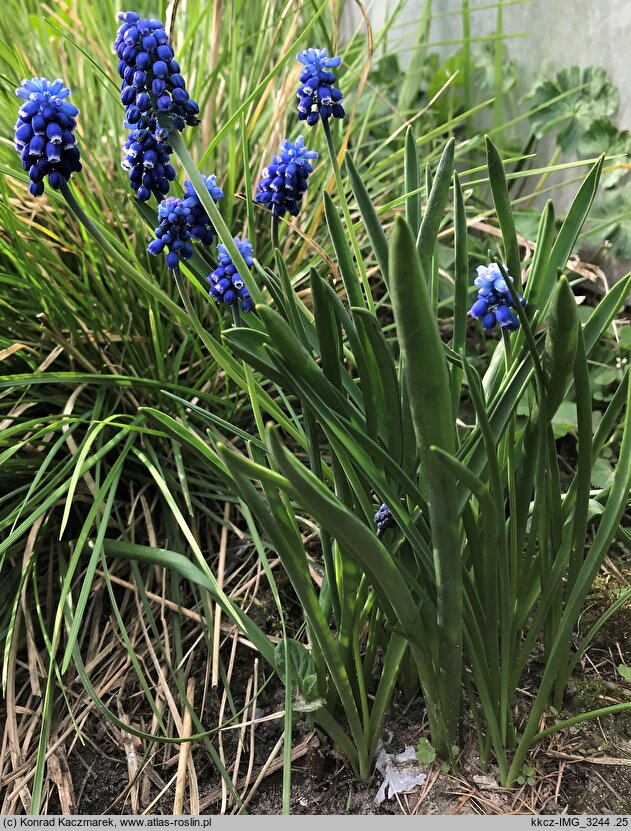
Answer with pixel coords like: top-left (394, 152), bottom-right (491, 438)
top-left (14, 78), bottom-right (81, 197)
top-left (114, 11), bottom-right (200, 133)
top-left (374, 503), bottom-right (396, 534)
top-left (296, 48), bottom-right (345, 126)
top-left (254, 136), bottom-right (318, 217)
top-left (207, 238), bottom-right (255, 313)
top-left (121, 127), bottom-right (176, 201)
top-left (468, 263), bottom-right (524, 333)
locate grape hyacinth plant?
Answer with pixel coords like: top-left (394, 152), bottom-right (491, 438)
top-left (468, 262), bottom-right (524, 331)
top-left (14, 78), bottom-right (81, 196)
top-left (207, 238), bottom-right (255, 315)
top-left (6, 6), bottom-right (631, 810)
top-left (296, 48), bottom-right (345, 126)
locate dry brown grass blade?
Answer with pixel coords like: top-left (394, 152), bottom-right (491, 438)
top-left (240, 657), bottom-right (260, 802)
top-left (117, 701), bottom-right (141, 813)
top-left (544, 750), bottom-right (631, 767)
top-left (172, 678), bottom-right (196, 815)
top-left (47, 749), bottom-right (75, 815)
top-left (212, 503), bottom-right (231, 689)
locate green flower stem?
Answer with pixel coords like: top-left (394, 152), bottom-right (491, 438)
top-left (168, 128), bottom-right (265, 307)
top-left (60, 183), bottom-right (185, 323)
top-left (533, 702), bottom-right (631, 743)
top-left (271, 213), bottom-right (280, 253)
top-left (321, 119), bottom-right (375, 314)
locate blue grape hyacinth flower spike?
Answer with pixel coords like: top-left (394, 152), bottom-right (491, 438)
top-left (468, 262), bottom-right (524, 332)
top-left (255, 136), bottom-right (318, 217)
top-left (374, 503), bottom-right (396, 535)
top-left (147, 196), bottom-right (194, 269)
top-left (208, 237), bottom-right (255, 313)
top-left (148, 175), bottom-right (224, 267)
top-left (114, 11), bottom-right (200, 133)
top-left (296, 48), bottom-right (345, 126)
top-left (14, 78), bottom-right (81, 197)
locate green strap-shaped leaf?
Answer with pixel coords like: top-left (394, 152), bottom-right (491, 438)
top-left (485, 136), bottom-right (521, 284)
top-left (256, 305), bottom-right (357, 421)
top-left (416, 137), bottom-right (455, 278)
top-left (531, 155), bottom-right (604, 311)
top-left (352, 308), bottom-right (403, 465)
top-left (404, 127), bottom-right (421, 237)
top-left (101, 539), bottom-right (275, 665)
top-left (324, 190), bottom-right (365, 308)
top-left (345, 154), bottom-right (389, 285)
top-left (524, 199), bottom-right (555, 304)
top-left (266, 426), bottom-right (424, 639)
top-left (543, 275), bottom-right (579, 417)
top-left (310, 269), bottom-right (343, 391)
top-left (452, 172), bottom-right (469, 409)
top-left (389, 215), bottom-right (463, 750)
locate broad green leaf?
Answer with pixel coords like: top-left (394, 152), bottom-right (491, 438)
top-left (618, 665), bottom-right (631, 682)
top-left (389, 216), bottom-right (462, 746)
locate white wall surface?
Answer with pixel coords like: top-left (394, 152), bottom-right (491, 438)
top-left (343, 0), bottom-right (631, 128)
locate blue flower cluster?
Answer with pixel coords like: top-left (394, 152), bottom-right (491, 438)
top-left (255, 136), bottom-right (318, 217)
top-left (147, 197), bottom-right (193, 269)
top-left (296, 48), bottom-right (345, 126)
top-left (14, 78), bottom-right (81, 197)
top-left (114, 12), bottom-right (199, 132)
top-left (208, 238), bottom-right (255, 313)
top-left (468, 263), bottom-right (524, 332)
top-left (148, 175), bottom-right (224, 268)
top-left (374, 503), bottom-right (396, 534)
top-left (121, 127), bottom-right (176, 201)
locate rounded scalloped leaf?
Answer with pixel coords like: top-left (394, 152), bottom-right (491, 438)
top-left (578, 119), bottom-right (631, 188)
top-left (526, 66), bottom-right (618, 153)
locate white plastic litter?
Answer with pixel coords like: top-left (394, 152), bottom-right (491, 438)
top-left (374, 745), bottom-right (428, 805)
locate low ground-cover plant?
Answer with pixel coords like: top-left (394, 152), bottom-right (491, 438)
top-left (1, 0), bottom-right (630, 814)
